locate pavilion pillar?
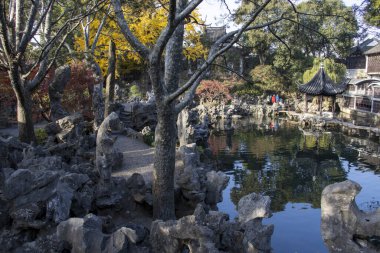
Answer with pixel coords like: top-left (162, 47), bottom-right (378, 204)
top-left (319, 95), bottom-right (322, 116)
top-left (332, 96), bottom-right (336, 116)
top-left (304, 94), bottom-right (308, 113)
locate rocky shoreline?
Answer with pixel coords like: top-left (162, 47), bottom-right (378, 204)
top-left (1, 94), bottom-right (380, 252)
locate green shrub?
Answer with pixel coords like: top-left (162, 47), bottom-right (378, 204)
top-left (35, 128), bottom-right (48, 144)
top-left (143, 132), bottom-right (155, 147)
top-left (129, 84), bottom-right (142, 99)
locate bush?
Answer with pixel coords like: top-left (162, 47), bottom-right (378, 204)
top-left (196, 80), bottom-right (232, 104)
top-left (129, 84), bottom-right (142, 99)
top-left (35, 128), bottom-right (48, 144)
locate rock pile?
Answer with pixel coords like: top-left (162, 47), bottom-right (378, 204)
top-left (151, 192), bottom-right (273, 253)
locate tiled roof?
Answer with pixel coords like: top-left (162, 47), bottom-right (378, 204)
top-left (298, 67), bottom-right (349, 96)
top-left (364, 43), bottom-right (380, 55)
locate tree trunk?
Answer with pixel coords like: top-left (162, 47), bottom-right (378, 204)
top-left (9, 64), bottom-right (36, 144)
top-left (16, 91), bottom-right (36, 144)
top-left (153, 103), bottom-right (177, 220)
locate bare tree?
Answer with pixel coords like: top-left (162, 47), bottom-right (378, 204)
top-left (0, 0), bottom-right (105, 143)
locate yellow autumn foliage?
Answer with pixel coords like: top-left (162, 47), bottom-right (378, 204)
top-left (75, 2), bottom-right (207, 76)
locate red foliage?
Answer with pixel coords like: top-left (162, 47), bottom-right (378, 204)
top-left (35, 61), bottom-right (96, 120)
top-left (196, 80), bottom-right (232, 104)
top-left (0, 61), bottom-right (96, 122)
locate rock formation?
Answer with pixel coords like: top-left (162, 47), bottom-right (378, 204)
top-left (321, 180), bottom-right (380, 253)
top-left (49, 65), bottom-right (71, 121)
top-left (96, 112), bottom-right (122, 187)
top-left (151, 193), bottom-right (273, 253)
top-left (93, 83), bottom-right (105, 130)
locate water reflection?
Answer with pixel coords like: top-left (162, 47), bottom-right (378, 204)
top-left (210, 119), bottom-right (352, 212)
top-left (209, 117), bottom-right (380, 252)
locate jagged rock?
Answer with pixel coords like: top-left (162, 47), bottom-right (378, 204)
top-left (176, 164), bottom-right (206, 204)
top-left (151, 203), bottom-right (273, 253)
top-left (126, 173), bottom-right (146, 203)
top-left (111, 227), bottom-right (130, 252)
top-left (18, 155), bottom-right (66, 171)
top-left (4, 167), bottom-right (91, 227)
top-left (57, 214), bottom-right (106, 253)
top-left (150, 216), bottom-right (218, 253)
top-left (57, 214), bottom-right (142, 253)
top-left (93, 83), bottom-right (105, 131)
top-left (120, 101), bottom-right (157, 131)
top-left (0, 136), bottom-right (28, 168)
top-left (44, 122), bottom-right (61, 135)
top-left (177, 144), bottom-right (229, 209)
top-left (49, 65), bottom-right (71, 121)
top-left (95, 177), bottom-right (127, 209)
top-left (177, 107), bottom-right (210, 147)
top-left (237, 193), bottom-right (272, 224)
top-left (123, 223), bottom-right (149, 244)
top-left (96, 112), bottom-right (121, 186)
top-left (321, 180), bottom-right (380, 253)
top-left (4, 169), bottom-right (59, 201)
top-left (242, 219), bottom-right (274, 253)
top-left (205, 171), bottom-right (229, 207)
top-left (47, 173), bottom-right (90, 223)
top-left (179, 143), bottom-right (200, 168)
top-left (13, 234), bottom-right (59, 253)
top-left (55, 113), bottom-right (84, 142)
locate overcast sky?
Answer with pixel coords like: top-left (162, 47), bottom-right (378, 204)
top-left (198, 0), bottom-right (361, 27)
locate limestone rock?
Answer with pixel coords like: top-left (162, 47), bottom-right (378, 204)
top-left (55, 113), bottom-right (84, 142)
top-left (242, 219), bottom-right (274, 253)
top-left (93, 83), bottom-right (105, 130)
top-left (126, 173), bottom-right (146, 203)
top-left (150, 204), bottom-right (273, 253)
top-left (96, 112), bottom-right (121, 186)
top-left (321, 180), bottom-right (380, 253)
top-left (57, 214), bottom-right (143, 253)
top-left (49, 65), bottom-right (71, 121)
top-left (237, 193), bottom-right (272, 224)
top-left (205, 171), bottom-right (229, 206)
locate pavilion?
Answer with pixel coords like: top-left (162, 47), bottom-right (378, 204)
top-left (298, 64), bottom-right (349, 115)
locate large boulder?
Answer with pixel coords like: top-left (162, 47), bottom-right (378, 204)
top-left (321, 180), bottom-right (380, 253)
top-left (3, 167), bottom-right (92, 228)
top-left (205, 171), bottom-right (229, 207)
top-left (237, 193), bottom-right (272, 223)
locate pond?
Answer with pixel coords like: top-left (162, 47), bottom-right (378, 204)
top-left (209, 117), bottom-right (380, 253)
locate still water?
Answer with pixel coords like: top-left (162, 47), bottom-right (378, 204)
top-left (209, 117), bottom-right (380, 253)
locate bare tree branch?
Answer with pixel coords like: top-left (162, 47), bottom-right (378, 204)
top-left (169, 0), bottom-right (280, 105)
top-left (111, 0), bottom-right (150, 59)
top-left (90, 4), bottom-right (111, 54)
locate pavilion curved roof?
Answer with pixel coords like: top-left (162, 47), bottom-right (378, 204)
top-left (298, 67), bottom-right (349, 96)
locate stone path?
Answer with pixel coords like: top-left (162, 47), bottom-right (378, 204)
top-left (112, 134), bottom-right (155, 184)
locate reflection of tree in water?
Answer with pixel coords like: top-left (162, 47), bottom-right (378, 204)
top-left (210, 125), bottom-right (350, 212)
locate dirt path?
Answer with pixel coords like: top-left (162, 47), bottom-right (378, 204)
top-left (112, 134), bottom-right (155, 184)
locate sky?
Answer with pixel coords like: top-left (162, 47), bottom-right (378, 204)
top-left (198, 0), bottom-right (361, 27)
